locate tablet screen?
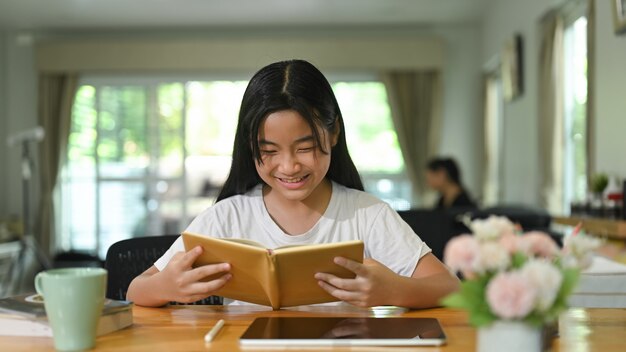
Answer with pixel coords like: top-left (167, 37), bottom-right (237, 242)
top-left (239, 317), bottom-right (446, 346)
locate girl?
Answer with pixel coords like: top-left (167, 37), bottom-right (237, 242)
top-left (426, 157), bottom-right (477, 209)
top-left (127, 60), bottom-right (459, 308)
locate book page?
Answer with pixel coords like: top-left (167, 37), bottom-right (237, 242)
top-left (274, 241), bottom-right (364, 307)
top-left (221, 238), bottom-right (267, 249)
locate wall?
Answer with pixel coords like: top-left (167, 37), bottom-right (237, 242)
top-left (1, 32), bottom-right (38, 221)
top-left (36, 37), bottom-right (444, 72)
top-left (594, 1), bottom-right (626, 178)
top-left (433, 25), bottom-right (483, 203)
top-left (482, 0), bottom-right (626, 207)
top-left (481, 0), bottom-right (565, 206)
top-left (0, 25), bottom-right (484, 219)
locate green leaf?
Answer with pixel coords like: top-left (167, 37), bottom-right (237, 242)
top-left (560, 268), bottom-right (580, 298)
top-left (523, 311), bottom-right (545, 327)
top-left (441, 292), bottom-right (469, 309)
top-left (511, 252), bottom-right (528, 269)
top-left (440, 280), bottom-right (484, 309)
top-left (469, 310), bottom-right (496, 327)
top-left (441, 278), bottom-right (498, 327)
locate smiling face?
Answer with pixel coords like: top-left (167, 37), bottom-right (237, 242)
top-left (255, 109), bottom-right (337, 204)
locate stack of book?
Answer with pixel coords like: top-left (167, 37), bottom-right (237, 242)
top-left (0, 293), bottom-right (133, 336)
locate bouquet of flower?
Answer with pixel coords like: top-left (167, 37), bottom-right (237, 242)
top-left (442, 216), bottom-right (601, 327)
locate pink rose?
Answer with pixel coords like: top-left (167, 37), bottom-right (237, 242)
top-left (498, 232), bottom-right (521, 254)
top-left (443, 234), bottom-right (479, 275)
top-left (519, 231), bottom-right (559, 258)
top-left (486, 271), bottom-right (537, 319)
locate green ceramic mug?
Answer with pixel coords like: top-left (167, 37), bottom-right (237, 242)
top-left (35, 268), bottom-right (107, 351)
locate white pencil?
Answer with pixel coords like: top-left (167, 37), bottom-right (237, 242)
top-left (204, 319), bottom-right (225, 343)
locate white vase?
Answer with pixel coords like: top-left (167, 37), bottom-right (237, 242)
top-left (477, 320), bottom-right (542, 352)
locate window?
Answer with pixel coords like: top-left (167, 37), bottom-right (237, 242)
top-left (331, 82), bottom-right (410, 210)
top-left (59, 78), bottom-right (408, 257)
top-left (482, 73), bottom-right (504, 206)
top-left (562, 16), bottom-right (587, 208)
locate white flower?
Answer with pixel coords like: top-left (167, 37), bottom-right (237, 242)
top-left (560, 255), bottom-right (579, 269)
top-left (474, 242), bottom-right (510, 273)
top-left (563, 231), bottom-right (602, 257)
top-left (520, 259), bottom-right (563, 312)
top-left (471, 215), bottom-right (516, 241)
top-left (562, 253), bottom-right (594, 270)
top-left (562, 231), bottom-right (602, 269)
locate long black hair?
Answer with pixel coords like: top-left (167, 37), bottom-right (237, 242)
top-left (216, 60), bottom-right (363, 202)
top-left (427, 157), bottom-right (462, 186)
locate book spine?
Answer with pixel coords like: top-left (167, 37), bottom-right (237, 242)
top-left (266, 254), bottom-right (281, 310)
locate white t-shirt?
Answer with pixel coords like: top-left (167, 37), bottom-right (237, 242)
top-left (154, 181), bottom-right (431, 304)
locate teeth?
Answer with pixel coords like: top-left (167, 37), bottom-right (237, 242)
top-left (280, 176), bottom-right (305, 183)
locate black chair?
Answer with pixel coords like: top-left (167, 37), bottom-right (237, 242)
top-left (104, 235), bottom-right (222, 305)
top-left (397, 209), bottom-right (469, 260)
top-left (53, 251), bottom-right (103, 268)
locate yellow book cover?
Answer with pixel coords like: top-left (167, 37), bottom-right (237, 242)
top-left (181, 232), bottom-right (364, 309)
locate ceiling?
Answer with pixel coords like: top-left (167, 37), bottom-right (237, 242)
top-left (0, 0), bottom-right (489, 31)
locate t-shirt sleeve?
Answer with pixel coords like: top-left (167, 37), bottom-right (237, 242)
top-left (154, 236), bottom-right (185, 271)
top-left (364, 204), bottom-right (432, 277)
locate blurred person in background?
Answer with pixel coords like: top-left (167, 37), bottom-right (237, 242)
top-left (426, 157), bottom-right (477, 209)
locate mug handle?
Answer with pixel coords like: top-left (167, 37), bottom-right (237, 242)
top-left (34, 272), bottom-right (44, 297)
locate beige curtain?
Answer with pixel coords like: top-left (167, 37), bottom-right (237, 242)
top-left (36, 73), bottom-right (79, 255)
top-left (538, 13), bottom-right (564, 213)
top-left (382, 71), bottom-right (443, 203)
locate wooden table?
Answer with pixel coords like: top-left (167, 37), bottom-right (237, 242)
top-left (1, 305), bottom-right (625, 351)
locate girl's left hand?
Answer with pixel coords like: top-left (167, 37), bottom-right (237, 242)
top-left (314, 257), bottom-right (399, 307)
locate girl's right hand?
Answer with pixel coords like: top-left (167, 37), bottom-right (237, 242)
top-left (155, 245), bottom-right (232, 303)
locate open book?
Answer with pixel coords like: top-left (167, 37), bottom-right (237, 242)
top-left (182, 232), bottom-right (364, 309)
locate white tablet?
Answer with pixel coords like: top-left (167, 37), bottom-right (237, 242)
top-left (239, 317), bottom-right (447, 347)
